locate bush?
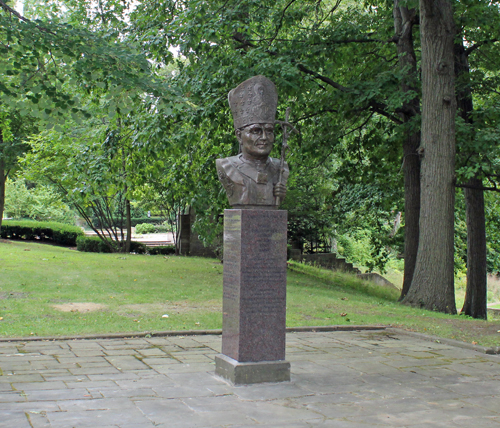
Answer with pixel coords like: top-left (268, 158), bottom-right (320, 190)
top-left (336, 229), bottom-right (374, 268)
top-left (130, 241), bottom-right (147, 254)
top-left (131, 217), bottom-right (163, 226)
top-left (135, 223), bottom-right (156, 234)
top-left (76, 236), bottom-right (113, 253)
top-left (76, 237), bottom-right (147, 254)
top-left (148, 245), bottom-right (176, 255)
top-left (1, 220), bottom-right (84, 246)
top-left (4, 178), bottom-right (75, 224)
top-left (154, 224), bottom-right (169, 233)
top-left (135, 223), bottom-right (170, 234)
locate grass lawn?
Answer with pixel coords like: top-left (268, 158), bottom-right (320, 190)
top-left (1, 239), bottom-right (499, 347)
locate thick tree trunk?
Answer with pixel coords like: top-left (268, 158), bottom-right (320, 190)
top-left (402, 0), bottom-right (457, 313)
top-left (401, 133), bottom-right (421, 298)
top-left (454, 41), bottom-right (488, 319)
top-left (462, 177), bottom-right (487, 318)
top-left (393, 3), bottom-right (421, 299)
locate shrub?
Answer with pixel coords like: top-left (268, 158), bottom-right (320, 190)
top-left (131, 216), bottom-right (163, 226)
top-left (154, 224), bottom-right (169, 233)
top-left (336, 229), bottom-right (374, 268)
top-left (135, 223), bottom-right (169, 234)
top-left (76, 236), bottom-right (113, 253)
top-left (130, 241), bottom-right (147, 254)
top-left (4, 178), bottom-right (75, 224)
top-left (148, 245), bottom-right (176, 255)
top-left (135, 223), bottom-right (156, 234)
top-left (76, 237), bottom-right (147, 254)
top-left (1, 220), bottom-right (84, 246)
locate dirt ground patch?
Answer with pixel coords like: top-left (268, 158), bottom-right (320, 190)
top-left (118, 300), bottom-right (222, 317)
top-left (0, 292), bottom-right (30, 299)
top-left (52, 302), bottom-right (108, 313)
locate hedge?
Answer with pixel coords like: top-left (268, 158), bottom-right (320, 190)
top-left (135, 223), bottom-right (156, 234)
top-left (0, 220), bottom-right (84, 246)
top-left (76, 236), bottom-right (113, 253)
top-left (147, 245), bottom-right (176, 255)
top-left (91, 217), bottom-right (164, 228)
top-left (76, 236), bottom-right (148, 254)
top-left (130, 241), bottom-right (147, 254)
top-left (135, 223), bottom-right (170, 234)
top-left (130, 217), bottom-right (164, 227)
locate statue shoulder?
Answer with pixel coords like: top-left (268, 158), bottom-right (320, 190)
top-left (216, 156), bottom-right (245, 184)
top-left (216, 156), bottom-right (240, 170)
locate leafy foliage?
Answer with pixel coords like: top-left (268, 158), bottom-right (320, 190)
top-left (125, 0), bottom-right (411, 265)
top-left (0, 0), bottom-right (176, 122)
top-left (135, 223), bottom-right (156, 234)
top-left (4, 0), bottom-right (500, 290)
top-left (4, 177), bottom-right (74, 223)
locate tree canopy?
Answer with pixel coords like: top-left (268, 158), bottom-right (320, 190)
top-left (2, 0), bottom-right (500, 317)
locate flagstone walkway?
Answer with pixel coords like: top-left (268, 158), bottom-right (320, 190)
top-left (0, 329), bottom-right (499, 427)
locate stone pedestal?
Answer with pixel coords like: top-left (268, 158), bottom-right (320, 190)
top-left (215, 209), bottom-right (290, 384)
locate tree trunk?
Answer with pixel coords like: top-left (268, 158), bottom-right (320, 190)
top-left (120, 135), bottom-right (132, 253)
top-left (0, 156), bottom-right (5, 235)
top-left (454, 41), bottom-right (488, 319)
top-left (125, 197), bottom-right (132, 253)
top-left (402, 0), bottom-right (457, 314)
top-left (401, 133), bottom-right (421, 298)
top-left (462, 177), bottom-right (487, 318)
top-left (393, 3), bottom-right (421, 299)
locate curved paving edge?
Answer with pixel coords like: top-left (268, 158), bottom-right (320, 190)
top-left (1, 325), bottom-right (498, 355)
top-left (0, 325), bottom-right (387, 343)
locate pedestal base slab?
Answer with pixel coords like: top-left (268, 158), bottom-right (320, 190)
top-left (215, 354), bottom-right (290, 385)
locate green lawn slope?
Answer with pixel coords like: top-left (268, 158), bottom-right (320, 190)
top-left (1, 240), bottom-right (499, 347)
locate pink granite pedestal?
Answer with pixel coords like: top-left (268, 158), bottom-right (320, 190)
top-left (215, 209), bottom-right (290, 384)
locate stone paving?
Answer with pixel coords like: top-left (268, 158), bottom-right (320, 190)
top-left (0, 329), bottom-right (499, 428)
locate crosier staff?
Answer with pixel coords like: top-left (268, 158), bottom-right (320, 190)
top-left (275, 107), bottom-right (299, 206)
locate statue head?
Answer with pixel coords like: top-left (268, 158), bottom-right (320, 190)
top-left (228, 76), bottom-right (278, 160)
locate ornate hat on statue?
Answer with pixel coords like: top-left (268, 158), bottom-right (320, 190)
top-left (228, 75), bottom-right (278, 129)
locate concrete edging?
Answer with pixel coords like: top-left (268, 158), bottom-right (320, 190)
top-left (0, 325), bottom-right (386, 343)
top-left (1, 325), bottom-right (498, 356)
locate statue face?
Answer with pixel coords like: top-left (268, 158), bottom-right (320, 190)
top-left (237, 123), bottom-right (275, 160)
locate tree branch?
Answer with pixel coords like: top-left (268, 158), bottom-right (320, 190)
top-left (231, 24), bottom-right (402, 125)
top-left (296, 63), bottom-right (348, 92)
top-left (455, 183), bottom-right (500, 192)
top-left (268, 0), bottom-right (299, 45)
top-left (0, 0), bottom-right (56, 35)
top-left (369, 102), bottom-right (402, 124)
top-left (296, 63), bottom-right (402, 124)
top-left (465, 39), bottom-right (498, 56)
top-left (297, 108), bottom-right (338, 122)
top-left (316, 0), bottom-right (342, 28)
top-left (256, 35), bottom-right (396, 46)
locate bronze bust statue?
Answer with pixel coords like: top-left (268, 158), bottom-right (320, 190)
top-left (216, 76), bottom-right (289, 209)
